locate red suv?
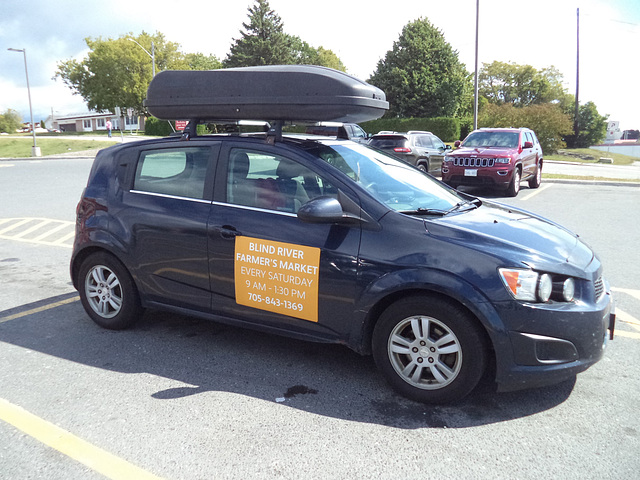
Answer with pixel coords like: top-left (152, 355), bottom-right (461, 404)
top-left (442, 127), bottom-right (543, 197)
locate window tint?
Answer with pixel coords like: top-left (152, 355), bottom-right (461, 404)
top-left (226, 148), bottom-right (337, 213)
top-left (133, 147), bottom-right (210, 199)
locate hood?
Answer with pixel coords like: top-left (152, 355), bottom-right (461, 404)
top-left (425, 202), bottom-right (594, 275)
top-left (449, 146), bottom-right (517, 157)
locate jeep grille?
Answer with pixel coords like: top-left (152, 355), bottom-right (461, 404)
top-left (453, 157), bottom-right (495, 167)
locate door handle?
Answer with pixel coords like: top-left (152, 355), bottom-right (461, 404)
top-left (216, 225), bottom-right (242, 240)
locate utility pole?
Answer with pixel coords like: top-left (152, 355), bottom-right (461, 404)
top-left (473, 0), bottom-right (480, 131)
top-left (574, 8), bottom-right (580, 140)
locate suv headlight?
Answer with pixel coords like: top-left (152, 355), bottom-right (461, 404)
top-left (499, 268), bottom-right (575, 303)
top-left (495, 157), bottom-right (511, 164)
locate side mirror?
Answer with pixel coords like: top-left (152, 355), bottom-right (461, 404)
top-left (454, 140), bottom-right (461, 148)
top-left (524, 141), bottom-right (534, 149)
top-left (297, 196), bottom-right (361, 224)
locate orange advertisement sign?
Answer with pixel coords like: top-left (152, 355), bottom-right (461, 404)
top-left (235, 236), bottom-right (320, 322)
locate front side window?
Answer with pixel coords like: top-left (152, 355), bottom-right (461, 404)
top-left (226, 148), bottom-right (337, 213)
top-left (133, 147), bottom-right (210, 199)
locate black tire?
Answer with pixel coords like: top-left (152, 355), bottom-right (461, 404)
top-left (417, 161), bottom-right (428, 173)
top-left (372, 295), bottom-right (487, 404)
top-left (528, 161), bottom-right (542, 189)
top-left (78, 252), bottom-right (142, 330)
top-left (505, 167), bottom-right (521, 197)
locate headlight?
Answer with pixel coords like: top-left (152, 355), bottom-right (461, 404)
top-left (499, 268), bottom-right (574, 303)
top-left (494, 157), bottom-right (511, 164)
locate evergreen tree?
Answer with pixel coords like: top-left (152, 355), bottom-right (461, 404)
top-left (224, 0), bottom-right (296, 67)
top-left (368, 18), bottom-right (470, 118)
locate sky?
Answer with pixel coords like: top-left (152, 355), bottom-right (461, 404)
top-left (1, 0), bottom-right (638, 130)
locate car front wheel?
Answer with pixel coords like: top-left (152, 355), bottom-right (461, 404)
top-left (78, 252), bottom-right (142, 330)
top-left (372, 295), bottom-right (487, 404)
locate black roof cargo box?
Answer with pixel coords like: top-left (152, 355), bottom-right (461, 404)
top-left (145, 65), bottom-right (388, 124)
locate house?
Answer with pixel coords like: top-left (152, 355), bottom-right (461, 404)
top-left (45, 112), bottom-right (144, 133)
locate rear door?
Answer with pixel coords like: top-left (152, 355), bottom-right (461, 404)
top-left (116, 142), bottom-right (219, 311)
top-left (206, 142), bottom-right (362, 341)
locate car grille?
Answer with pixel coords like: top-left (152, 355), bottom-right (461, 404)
top-left (594, 276), bottom-right (605, 301)
top-left (452, 157), bottom-right (495, 167)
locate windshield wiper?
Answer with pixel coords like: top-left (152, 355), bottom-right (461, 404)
top-left (400, 207), bottom-right (448, 216)
top-left (445, 199), bottom-right (481, 214)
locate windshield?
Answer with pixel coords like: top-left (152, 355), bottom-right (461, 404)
top-left (463, 131), bottom-right (519, 148)
top-left (304, 141), bottom-right (465, 213)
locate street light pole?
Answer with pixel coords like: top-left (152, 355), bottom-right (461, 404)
top-left (128, 38), bottom-right (156, 77)
top-left (8, 47), bottom-right (41, 157)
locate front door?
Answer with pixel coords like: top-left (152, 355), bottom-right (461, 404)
top-left (207, 143), bottom-right (361, 341)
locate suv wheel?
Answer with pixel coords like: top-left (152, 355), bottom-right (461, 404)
top-left (372, 295), bottom-right (487, 404)
top-left (505, 167), bottom-right (521, 197)
top-left (78, 252), bottom-right (142, 330)
top-left (417, 161), bottom-right (428, 173)
top-left (528, 162), bottom-right (542, 189)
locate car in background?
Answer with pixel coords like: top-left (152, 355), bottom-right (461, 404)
top-left (368, 131), bottom-right (450, 175)
top-left (442, 127), bottom-right (543, 197)
top-left (305, 122), bottom-right (369, 144)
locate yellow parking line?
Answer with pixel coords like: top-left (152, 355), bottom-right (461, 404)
top-left (615, 330), bottom-right (640, 340)
top-left (616, 308), bottom-right (640, 331)
top-left (612, 287), bottom-right (640, 302)
top-left (521, 183), bottom-right (552, 201)
top-left (0, 296), bottom-right (80, 323)
top-left (0, 398), bottom-right (163, 480)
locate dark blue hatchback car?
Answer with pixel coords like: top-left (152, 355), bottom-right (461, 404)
top-left (71, 66), bottom-right (614, 404)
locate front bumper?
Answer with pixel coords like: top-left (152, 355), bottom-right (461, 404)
top-left (442, 164), bottom-right (513, 187)
top-left (493, 289), bottom-right (614, 392)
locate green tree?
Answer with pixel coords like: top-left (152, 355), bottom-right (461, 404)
top-left (224, 0), bottom-right (345, 71)
top-left (368, 18), bottom-right (470, 118)
top-left (224, 0), bottom-right (296, 67)
top-left (479, 61), bottom-right (568, 107)
top-left (563, 101), bottom-right (608, 148)
top-left (184, 53), bottom-right (222, 71)
top-left (0, 109), bottom-right (22, 133)
top-left (479, 103), bottom-right (573, 153)
top-left (55, 32), bottom-right (186, 114)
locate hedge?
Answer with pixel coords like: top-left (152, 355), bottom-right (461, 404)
top-left (144, 117), bottom-right (176, 136)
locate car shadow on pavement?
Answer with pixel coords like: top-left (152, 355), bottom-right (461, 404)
top-left (0, 294), bottom-right (576, 430)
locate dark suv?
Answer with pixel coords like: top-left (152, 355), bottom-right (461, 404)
top-left (368, 131), bottom-right (450, 175)
top-left (442, 127), bottom-right (543, 197)
top-left (71, 66), bottom-right (613, 404)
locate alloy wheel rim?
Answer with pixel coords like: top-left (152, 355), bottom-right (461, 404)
top-left (85, 265), bottom-right (123, 318)
top-left (387, 315), bottom-right (462, 390)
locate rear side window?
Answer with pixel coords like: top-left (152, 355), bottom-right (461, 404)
top-left (133, 147), bottom-right (211, 199)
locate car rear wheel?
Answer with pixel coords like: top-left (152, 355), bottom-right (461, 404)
top-left (528, 162), bottom-right (542, 189)
top-left (505, 167), bottom-right (521, 197)
top-left (417, 161), bottom-right (428, 173)
top-left (372, 295), bottom-right (487, 404)
top-left (78, 252), bottom-right (142, 330)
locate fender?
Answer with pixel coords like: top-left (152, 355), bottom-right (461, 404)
top-left (349, 267), bottom-right (513, 362)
